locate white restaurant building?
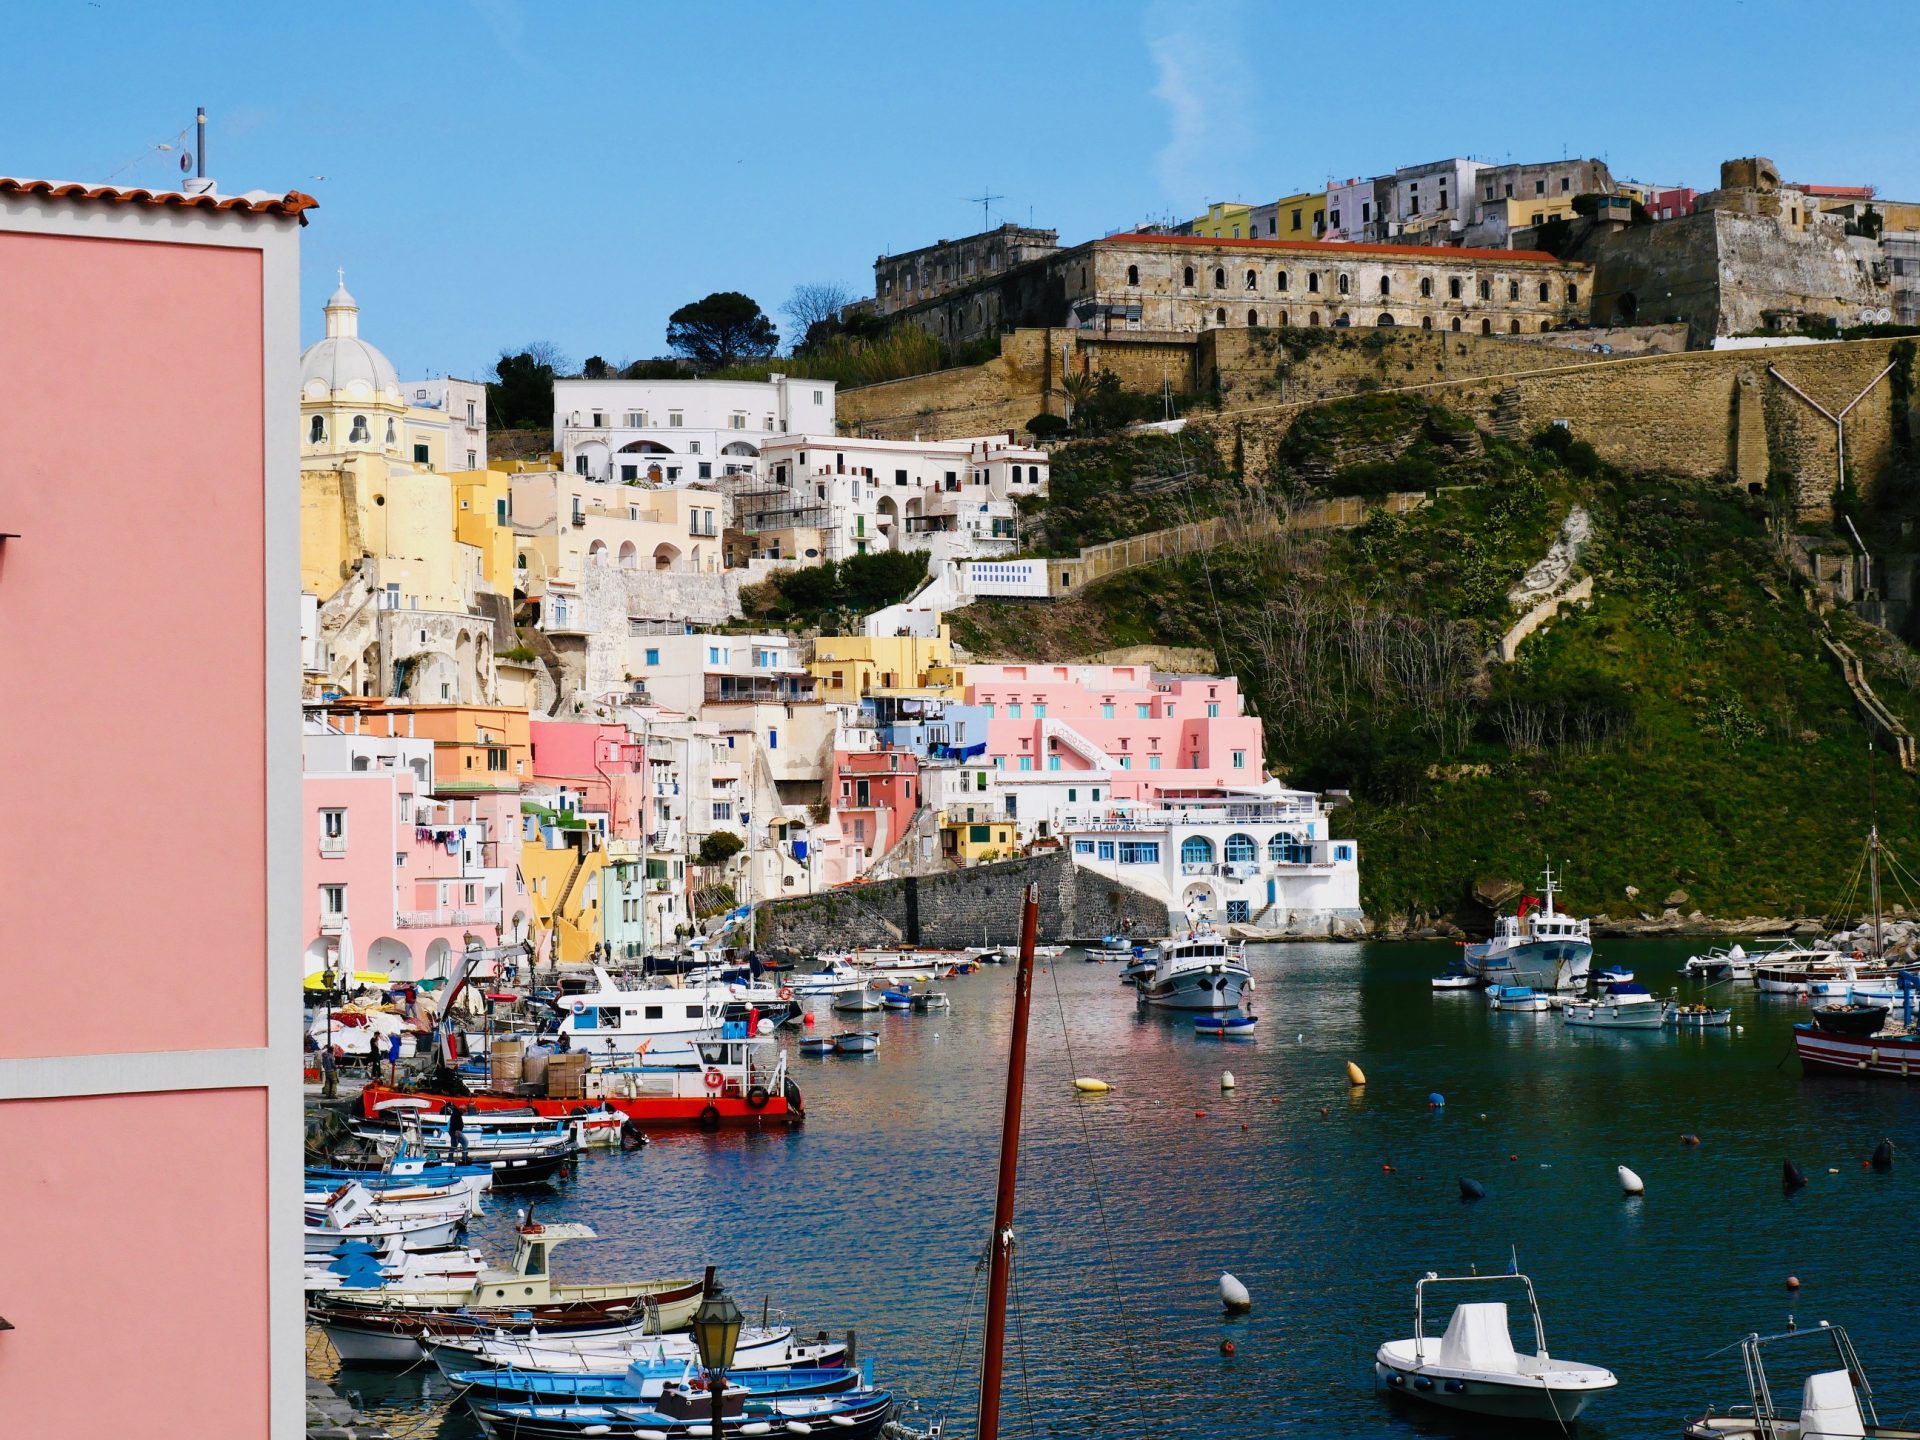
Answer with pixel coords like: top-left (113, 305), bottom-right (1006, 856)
top-left (553, 375), bottom-right (836, 485)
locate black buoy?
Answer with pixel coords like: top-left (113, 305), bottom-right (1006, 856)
top-left (1458, 1176), bottom-right (1486, 1202)
top-left (1871, 1139), bottom-right (1895, 1171)
top-left (1783, 1159), bottom-right (1808, 1194)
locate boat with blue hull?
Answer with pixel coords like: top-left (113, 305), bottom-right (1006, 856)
top-left (448, 1363), bottom-right (864, 1404)
top-left (1193, 1014), bottom-right (1258, 1040)
top-left (1134, 931), bottom-right (1251, 1012)
top-left (469, 1384), bottom-right (897, 1440)
top-left (1463, 864), bottom-right (1593, 992)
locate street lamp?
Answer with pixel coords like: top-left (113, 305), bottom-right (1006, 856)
top-left (690, 1279), bottom-right (744, 1437)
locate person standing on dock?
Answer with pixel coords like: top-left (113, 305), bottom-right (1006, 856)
top-left (446, 1103), bottom-right (469, 1163)
top-left (319, 1043), bottom-right (337, 1099)
top-left (386, 1031), bottom-right (401, 1085)
top-left (364, 1029), bottom-right (381, 1077)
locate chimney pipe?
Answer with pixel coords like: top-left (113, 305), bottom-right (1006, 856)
top-left (196, 107), bottom-right (206, 179)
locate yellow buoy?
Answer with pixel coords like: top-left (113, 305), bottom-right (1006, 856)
top-left (1074, 1078), bottom-right (1111, 1094)
top-left (1346, 1061), bottom-right (1367, 1086)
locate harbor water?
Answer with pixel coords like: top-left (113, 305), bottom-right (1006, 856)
top-left (317, 939), bottom-right (1920, 1437)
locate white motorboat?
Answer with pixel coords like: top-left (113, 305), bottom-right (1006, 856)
top-left (1487, 985), bottom-right (1549, 1013)
top-left (427, 1324), bottom-right (846, 1378)
top-left (1684, 1322), bottom-right (1909, 1439)
top-left (305, 1240), bottom-right (489, 1293)
top-left (1683, 943), bottom-right (1755, 983)
top-left (786, 958), bottom-right (868, 997)
top-left (1134, 929), bottom-right (1251, 1012)
top-left (304, 1183), bottom-right (468, 1255)
top-left (1433, 957), bottom-right (1479, 990)
top-left (1375, 1272), bottom-right (1617, 1423)
top-left (831, 984), bottom-right (885, 1013)
top-left (1464, 864), bottom-right (1594, 991)
top-left (1563, 983), bottom-right (1664, 1029)
top-left (555, 968), bottom-right (751, 1063)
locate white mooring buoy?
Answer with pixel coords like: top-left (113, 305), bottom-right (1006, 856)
top-left (1221, 1070), bottom-right (1236, 1090)
top-left (1618, 1164), bottom-right (1645, 1196)
top-left (1220, 1271), bottom-right (1252, 1312)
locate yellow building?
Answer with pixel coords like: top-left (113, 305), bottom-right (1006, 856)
top-left (301, 452), bottom-right (467, 611)
top-left (1269, 191), bottom-right (1328, 239)
top-left (810, 629), bottom-right (956, 698)
top-left (1189, 202), bottom-right (1254, 239)
top-left (940, 811), bottom-right (1017, 865)
top-left (519, 809), bottom-right (607, 966)
top-left (452, 468), bottom-right (517, 595)
top-left (510, 469), bottom-right (729, 593)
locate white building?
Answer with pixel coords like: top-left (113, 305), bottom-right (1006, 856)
top-left (404, 377), bottom-right (489, 470)
top-left (1389, 158), bottom-right (1484, 242)
top-left (1061, 787), bottom-right (1362, 934)
top-left (736, 432), bottom-right (1047, 566)
top-left (1325, 176), bottom-right (1391, 243)
top-left (553, 375), bottom-right (837, 485)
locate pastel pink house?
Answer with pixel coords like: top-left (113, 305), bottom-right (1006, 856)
top-left (821, 749), bottom-right (922, 885)
top-left (303, 725), bottom-right (522, 983)
top-left (0, 178), bottom-right (315, 1435)
top-left (529, 720), bottom-right (653, 841)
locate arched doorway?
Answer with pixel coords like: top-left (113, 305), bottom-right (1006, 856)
top-left (618, 541), bottom-right (638, 569)
top-left (587, 539), bottom-right (608, 564)
top-left (654, 542), bottom-right (681, 571)
top-left (423, 938), bottom-right (454, 983)
top-left (367, 936), bottom-right (414, 982)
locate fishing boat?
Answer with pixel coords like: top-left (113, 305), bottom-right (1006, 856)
top-left (1755, 954), bottom-right (1891, 995)
top-left (449, 1362), bottom-right (865, 1404)
top-left (1487, 985), bottom-right (1549, 1013)
top-left (468, 1383), bottom-right (898, 1440)
top-left (1683, 943), bottom-right (1756, 983)
top-left (426, 1325), bottom-right (846, 1379)
top-left (1463, 865), bottom-right (1593, 991)
top-left (552, 969), bottom-right (771, 1063)
top-left (831, 1031), bottom-right (879, 1055)
top-left (1193, 1014), bottom-right (1259, 1040)
top-left (1375, 1272), bottom-right (1618, 1422)
top-left (1664, 1002), bottom-right (1732, 1028)
top-left (910, 988), bottom-right (951, 1012)
top-left (1133, 929), bottom-right (1251, 1012)
top-left (1563, 984), bottom-right (1663, 1029)
top-left (1683, 1322), bottom-right (1913, 1439)
top-left (1810, 1001), bottom-right (1893, 1037)
top-left (831, 985), bottom-right (885, 1014)
top-left (361, 1030), bottom-right (803, 1131)
top-left (310, 1220), bottom-right (703, 1364)
top-left (796, 1035), bottom-right (832, 1056)
top-left (303, 1183), bottom-right (469, 1256)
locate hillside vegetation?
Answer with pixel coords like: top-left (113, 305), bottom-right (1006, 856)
top-left (953, 400), bottom-right (1920, 923)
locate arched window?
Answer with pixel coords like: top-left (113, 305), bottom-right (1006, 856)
top-left (1379, 276), bottom-right (1391, 296)
top-left (1419, 277), bottom-right (1433, 298)
top-left (1127, 264), bottom-right (1139, 286)
top-left (1481, 318), bottom-right (1493, 334)
top-left (1478, 279), bottom-right (1492, 301)
top-left (1278, 310), bottom-right (1289, 326)
top-left (1338, 273), bottom-right (1351, 295)
top-left (1540, 320), bottom-right (1552, 332)
top-left (1247, 308), bottom-right (1259, 327)
top-left (1213, 267), bottom-right (1227, 288)
top-left (1450, 317), bottom-right (1462, 332)
top-left (1567, 282), bottom-right (1579, 304)
top-left (1276, 271), bottom-right (1289, 292)
top-left (1224, 833), bottom-right (1257, 865)
top-left (618, 541), bottom-right (638, 569)
top-left (349, 414), bottom-right (370, 443)
top-left (1308, 273), bottom-right (1321, 294)
top-left (1181, 836), bottom-right (1216, 867)
top-left (1377, 312), bottom-right (1396, 327)
top-left (1245, 268), bottom-right (1259, 290)
top-left (1510, 319), bottom-right (1522, 333)
top-left (1421, 315), bottom-right (1433, 330)
top-left (587, 539), bottom-right (608, 563)
top-left (1538, 281), bottom-right (1550, 303)
top-left (308, 415), bottom-right (325, 444)
top-left (1449, 277), bottom-right (1462, 299)
top-left (1215, 307), bottom-right (1227, 325)
top-left (1183, 265), bottom-right (1195, 286)
top-left (385, 418), bottom-right (396, 445)
top-left (1309, 310), bottom-right (1320, 325)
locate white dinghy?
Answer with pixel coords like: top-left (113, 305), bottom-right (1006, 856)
top-left (1375, 1272), bottom-right (1618, 1423)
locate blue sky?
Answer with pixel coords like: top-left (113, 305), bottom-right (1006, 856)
top-left (10, 0), bottom-right (1914, 380)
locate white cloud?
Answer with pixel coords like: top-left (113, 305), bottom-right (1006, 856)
top-left (1146, 0), bottom-right (1253, 207)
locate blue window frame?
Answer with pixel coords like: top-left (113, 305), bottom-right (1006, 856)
top-left (1097, 841), bottom-right (1115, 861)
top-left (645, 648), bottom-right (660, 666)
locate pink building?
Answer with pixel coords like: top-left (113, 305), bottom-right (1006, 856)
top-left (966, 663), bottom-right (1265, 802)
top-left (303, 726), bottom-right (522, 983)
top-left (1646, 188), bottom-right (1698, 221)
top-left (822, 749), bottom-right (922, 884)
top-left (0, 177), bottom-right (314, 1434)
top-left (530, 720), bottom-right (652, 840)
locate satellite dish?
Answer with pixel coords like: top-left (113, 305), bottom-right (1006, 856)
top-left (1877, 308), bottom-right (1893, 324)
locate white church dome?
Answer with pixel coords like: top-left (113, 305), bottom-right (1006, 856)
top-left (300, 278), bottom-right (401, 402)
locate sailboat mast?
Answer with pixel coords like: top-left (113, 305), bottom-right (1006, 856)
top-left (1869, 742), bottom-right (1883, 960)
top-left (977, 882), bottom-right (1040, 1440)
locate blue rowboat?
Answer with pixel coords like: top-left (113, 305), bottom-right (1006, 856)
top-left (1193, 1014), bottom-right (1259, 1040)
top-left (469, 1384), bottom-right (897, 1439)
top-left (880, 989), bottom-right (914, 1011)
top-left (450, 1364), bottom-right (864, 1404)
top-left (796, 1036), bottom-right (832, 1056)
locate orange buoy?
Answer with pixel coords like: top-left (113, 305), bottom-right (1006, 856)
top-left (1195, 1109), bottom-right (1206, 1118)
top-left (1787, 1275), bottom-right (1801, 1290)
top-left (1220, 1340), bottom-right (1236, 1356)
top-left (802, 1013), bottom-right (815, 1028)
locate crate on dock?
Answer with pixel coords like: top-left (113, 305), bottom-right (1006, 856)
top-left (489, 1038), bottom-right (524, 1092)
top-left (546, 1052), bottom-right (588, 1099)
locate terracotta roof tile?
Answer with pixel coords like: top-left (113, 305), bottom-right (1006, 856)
top-left (1098, 231), bottom-right (1571, 266)
top-left (0, 177), bottom-right (318, 225)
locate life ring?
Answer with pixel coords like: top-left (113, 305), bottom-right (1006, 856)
top-left (778, 986), bottom-right (794, 1001)
top-left (746, 1085), bottom-right (770, 1110)
top-left (704, 1068), bottom-right (725, 1091)
top-left (698, 1104), bottom-right (722, 1131)
top-left (570, 999), bottom-right (587, 1015)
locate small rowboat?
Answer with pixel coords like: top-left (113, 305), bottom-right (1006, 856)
top-left (1664, 1002), bottom-right (1731, 1028)
top-left (796, 1036), bottom-right (833, 1056)
top-left (879, 989), bottom-right (914, 1011)
top-left (1193, 1014), bottom-right (1258, 1040)
top-left (831, 1032), bottom-right (878, 1055)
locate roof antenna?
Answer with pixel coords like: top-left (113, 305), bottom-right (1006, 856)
top-left (966, 187), bottom-right (1005, 231)
top-left (197, 106), bottom-right (206, 180)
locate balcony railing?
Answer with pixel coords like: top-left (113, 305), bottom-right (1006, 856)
top-left (704, 674), bottom-right (818, 704)
top-left (318, 912), bottom-right (346, 935)
top-left (397, 907), bottom-right (501, 929)
top-left (318, 835), bottom-right (348, 857)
